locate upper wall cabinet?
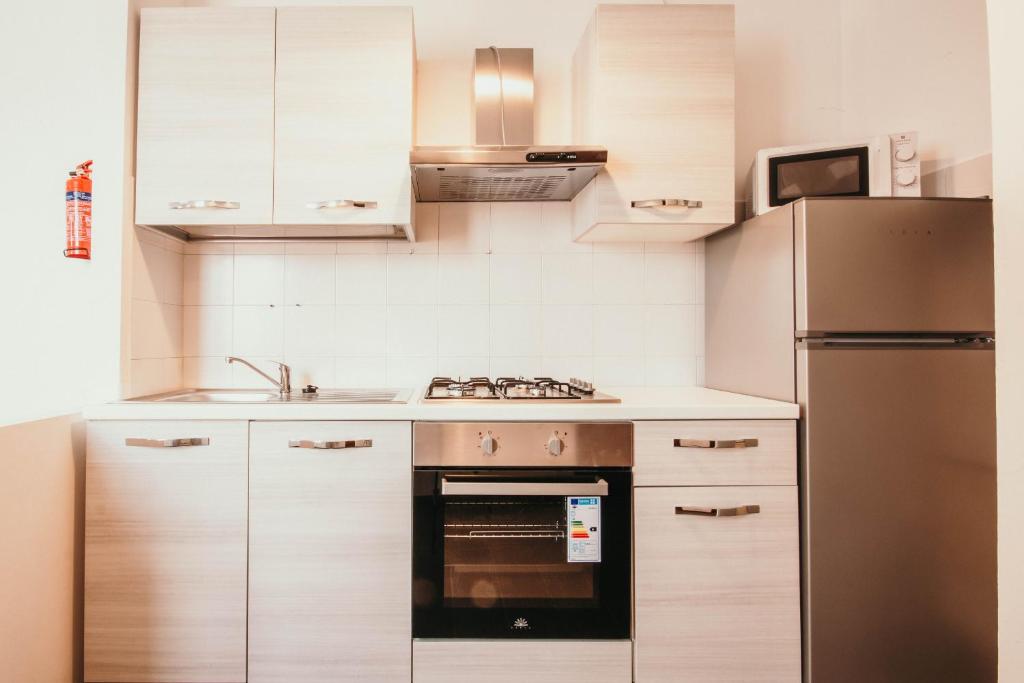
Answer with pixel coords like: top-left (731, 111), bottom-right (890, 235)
top-left (134, 7), bottom-right (415, 237)
top-left (571, 4), bottom-right (735, 242)
top-left (273, 7), bottom-right (415, 227)
top-left (135, 8), bottom-right (276, 226)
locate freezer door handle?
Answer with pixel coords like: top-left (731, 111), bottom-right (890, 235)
top-left (674, 438), bottom-right (759, 449)
top-left (676, 505), bottom-right (761, 517)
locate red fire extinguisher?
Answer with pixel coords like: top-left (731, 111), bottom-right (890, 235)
top-left (65, 160), bottom-right (93, 259)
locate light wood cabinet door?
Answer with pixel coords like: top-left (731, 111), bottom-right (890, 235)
top-left (84, 420), bottom-right (248, 683)
top-left (634, 420), bottom-right (796, 486)
top-left (135, 8), bottom-right (275, 226)
top-left (635, 486), bottom-right (801, 682)
top-left (248, 421), bottom-right (412, 682)
top-left (273, 8), bottom-right (414, 227)
top-left (572, 4), bottom-right (735, 242)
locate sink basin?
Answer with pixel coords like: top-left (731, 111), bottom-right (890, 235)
top-left (129, 388), bottom-right (412, 404)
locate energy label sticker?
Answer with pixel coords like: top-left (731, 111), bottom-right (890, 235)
top-left (567, 496), bottom-right (601, 563)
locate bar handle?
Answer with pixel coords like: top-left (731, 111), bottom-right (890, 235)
top-left (168, 200), bottom-right (240, 210)
top-left (306, 199), bottom-right (379, 209)
top-left (125, 437), bottom-right (210, 448)
top-left (674, 438), bottom-right (759, 449)
top-left (288, 439), bottom-right (373, 450)
top-left (441, 477), bottom-right (608, 497)
top-left (675, 505), bottom-right (761, 517)
top-left (631, 198), bottom-right (703, 209)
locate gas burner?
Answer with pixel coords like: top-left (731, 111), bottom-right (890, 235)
top-left (424, 376), bottom-right (618, 403)
top-left (426, 377), bottom-right (499, 400)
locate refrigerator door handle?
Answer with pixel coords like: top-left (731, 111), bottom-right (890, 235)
top-left (674, 438), bottom-right (759, 449)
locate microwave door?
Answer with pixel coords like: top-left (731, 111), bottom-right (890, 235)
top-left (769, 146), bottom-right (870, 208)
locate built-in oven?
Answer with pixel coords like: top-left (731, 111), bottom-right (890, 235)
top-left (412, 422), bottom-right (632, 639)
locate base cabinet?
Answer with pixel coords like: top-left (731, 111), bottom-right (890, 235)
top-left (634, 485), bottom-right (801, 682)
top-left (84, 420), bottom-right (248, 683)
top-left (413, 640), bottom-right (632, 683)
top-left (248, 421), bottom-right (412, 682)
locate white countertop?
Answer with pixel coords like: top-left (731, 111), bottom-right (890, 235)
top-left (83, 386), bottom-right (798, 421)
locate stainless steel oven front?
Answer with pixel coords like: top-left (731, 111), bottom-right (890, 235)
top-left (412, 422), bottom-right (633, 639)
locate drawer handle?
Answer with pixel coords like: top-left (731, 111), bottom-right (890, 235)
top-left (631, 198), bottom-right (703, 209)
top-left (168, 200), bottom-right (240, 210)
top-left (288, 439), bottom-right (373, 449)
top-left (676, 505), bottom-right (761, 517)
top-left (674, 438), bottom-right (759, 449)
top-left (306, 199), bottom-right (378, 210)
top-left (125, 437), bottom-right (210, 448)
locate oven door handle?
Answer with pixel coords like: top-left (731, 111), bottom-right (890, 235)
top-left (440, 477), bottom-right (609, 497)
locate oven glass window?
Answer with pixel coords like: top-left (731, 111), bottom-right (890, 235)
top-left (443, 496), bottom-right (596, 608)
top-left (768, 146), bottom-right (870, 207)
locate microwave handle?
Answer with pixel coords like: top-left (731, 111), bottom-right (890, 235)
top-left (440, 477), bottom-right (608, 497)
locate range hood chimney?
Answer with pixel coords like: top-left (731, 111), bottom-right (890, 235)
top-left (410, 47), bottom-right (606, 202)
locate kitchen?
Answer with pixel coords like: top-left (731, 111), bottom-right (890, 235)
top-left (0, 1), bottom-right (1020, 682)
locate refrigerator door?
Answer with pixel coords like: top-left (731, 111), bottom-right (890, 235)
top-left (795, 198), bottom-right (993, 335)
top-left (798, 342), bottom-right (996, 683)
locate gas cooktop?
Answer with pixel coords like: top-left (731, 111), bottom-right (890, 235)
top-left (423, 377), bottom-right (621, 403)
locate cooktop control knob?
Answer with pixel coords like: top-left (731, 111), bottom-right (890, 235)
top-left (480, 433), bottom-right (497, 456)
top-left (547, 433), bottom-right (564, 456)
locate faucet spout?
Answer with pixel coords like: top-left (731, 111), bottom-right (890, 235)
top-left (225, 356), bottom-right (291, 394)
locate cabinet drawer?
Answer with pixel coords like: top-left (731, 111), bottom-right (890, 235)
top-left (248, 421), bottom-right (411, 682)
top-left (634, 420), bottom-right (795, 486)
top-left (85, 420), bottom-right (248, 683)
top-left (635, 485), bottom-right (801, 682)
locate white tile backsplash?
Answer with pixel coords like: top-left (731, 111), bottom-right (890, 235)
top-left (284, 254), bottom-right (335, 305)
top-left (175, 203), bottom-right (706, 389)
top-left (232, 306), bottom-right (284, 357)
top-left (234, 255), bottom-right (284, 305)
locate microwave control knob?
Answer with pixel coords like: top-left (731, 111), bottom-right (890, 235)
top-left (547, 434), bottom-right (564, 457)
top-left (895, 168), bottom-right (918, 186)
top-left (480, 433), bottom-right (497, 456)
top-left (894, 145), bottom-right (916, 162)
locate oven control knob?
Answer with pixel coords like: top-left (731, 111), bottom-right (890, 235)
top-left (480, 433), bottom-right (497, 456)
top-left (547, 434), bottom-right (564, 457)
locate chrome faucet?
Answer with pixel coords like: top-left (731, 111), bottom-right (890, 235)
top-left (225, 357), bottom-right (291, 395)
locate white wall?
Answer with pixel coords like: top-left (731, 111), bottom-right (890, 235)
top-left (0, 1), bottom-right (132, 427)
top-left (839, 0), bottom-right (992, 196)
top-left (987, 0), bottom-right (1024, 678)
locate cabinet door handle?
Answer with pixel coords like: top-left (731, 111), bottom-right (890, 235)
top-left (125, 437), bottom-right (210, 448)
top-left (288, 439), bottom-right (373, 449)
top-left (631, 198), bottom-right (703, 209)
top-left (168, 200), bottom-right (240, 210)
top-left (676, 505), bottom-right (761, 517)
top-left (674, 438), bottom-right (759, 449)
top-left (306, 199), bottom-right (378, 209)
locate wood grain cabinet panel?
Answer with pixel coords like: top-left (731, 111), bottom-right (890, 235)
top-left (84, 420), bottom-right (248, 683)
top-left (413, 639), bottom-right (632, 683)
top-left (273, 7), bottom-right (415, 227)
top-left (634, 419), bottom-right (797, 486)
top-left (135, 8), bottom-right (275, 226)
top-left (572, 4), bottom-right (735, 242)
top-left (634, 485), bottom-right (801, 682)
top-left (248, 421), bottom-right (412, 683)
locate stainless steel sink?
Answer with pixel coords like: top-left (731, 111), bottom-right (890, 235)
top-left (129, 388), bottom-right (412, 404)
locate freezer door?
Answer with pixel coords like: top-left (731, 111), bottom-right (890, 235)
top-left (795, 198), bottom-right (994, 334)
top-left (798, 343), bottom-right (996, 683)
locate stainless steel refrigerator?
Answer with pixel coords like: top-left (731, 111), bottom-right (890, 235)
top-left (706, 197), bottom-right (996, 682)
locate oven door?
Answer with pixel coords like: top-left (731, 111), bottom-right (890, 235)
top-left (413, 469), bottom-right (631, 639)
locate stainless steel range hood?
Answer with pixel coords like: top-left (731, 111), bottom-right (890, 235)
top-left (411, 48), bottom-right (606, 202)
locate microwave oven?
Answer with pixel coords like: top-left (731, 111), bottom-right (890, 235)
top-left (748, 132), bottom-right (920, 217)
